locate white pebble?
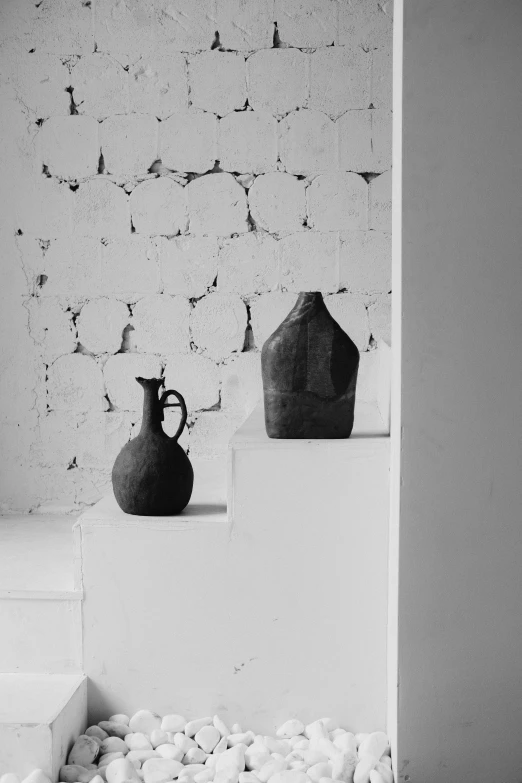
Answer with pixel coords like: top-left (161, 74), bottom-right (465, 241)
top-left (276, 720), bottom-right (305, 739)
top-left (333, 734), bottom-right (356, 755)
top-left (215, 745), bottom-right (247, 774)
top-left (196, 725), bottom-right (221, 753)
top-left (205, 757), bottom-right (219, 769)
top-left (329, 731), bottom-right (345, 741)
top-left (186, 718), bottom-right (213, 738)
top-left (319, 720), bottom-right (338, 733)
top-left (110, 715), bottom-right (130, 725)
top-left (331, 751), bottom-right (357, 783)
top-left (162, 715), bottom-right (187, 733)
top-left (373, 764), bottom-right (393, 783)
top-left (357, 734), bottom-right (389, 762)
top-left (127, 733), bottom-right (154, 751)
top-left (292, 740), bottom-right (309, 751)
top-left (227, 732), bottom-right (254, 748)
top-left (184, 748), bottom-right (208, 764)
top-left (270, 772), bottom-right (309, 783)
top-left (287, 762), bottom-right (308, 772)
top-left (244, 750), bottom-right (270, 771)
top-left (353, 757), bottom-right (377, 783)
top-left (311, 739), bottom-right (337, 760)
top-left (378, 757), bottom-right (391, 768)
top-left (262, 737), bottom-right (289, 755)
top-left (105, 758), bottom-right (141, 783)
top-left (213, 716), bottom-right (231, 738)
top-left (307, 763), bottom-right (331, 783)
top-left (142, 758), bottom-right (185, 783)
top-left (150, 729), bottom-right (170, 749)
top-left (1, 776), bottom-right (19, 783)
top-left (305, 722), bottom-right (328, 741)
top-left (91, 777), bottom-right (105, 783)
top-left (288, 737), bottom-right (307, 749)
top-left (214, 737), bottom-right (229, 754)
top-left (128, 751), bottom-right (161, 764)
top-left (302, 751), bottom-right (327, 767)
top-left (369, 773), bottom-right (386, 783)
top-left (68, 735), bottom-right (100, 766)
top-left (194, 772), bottom-right (215, 783)
top-left (256, 758), bottom-right (287, 783)
top-left (213, 774), bottom-right (239, 783)
top-left (129, 711), bottom-right (162, 737)
top-left (101, 737), bottom-right (129, 755)
top-left (99, 753), bottom-right (125, 766)
top-left (156, 745), bottom-right (185, 761)
top-left (21, 773), bottom-right (52, 783)
top-left (230, 724), bottom-right (242, 734)
top-left (238, 775), bottom-right (258, 783)
top-left (175, 734), bottom-right (199, 753)
top-left (99, 722), bottom-right (131, 740)
top-left (86, 726), bottom-right (109, 740)
top-left (354, 735), bottom-right (368, 750)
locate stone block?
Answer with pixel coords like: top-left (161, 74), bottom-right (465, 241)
top-left (188, 173), bottom-right (249, 236)
top-left (156, 0), bottom-right (216, 51)
top-left (371, 46), bottom-right (392, 109)
top-left (99, 237), bottom-right (161, 298)
top-left (26, 298), bottom-right (77, 363)
top-left (249, 291), bottom-right (296, 348)
top-left (279, 231), bottom-right (338, 293)
top-left (216, 0), bottom-right (273, 50)
top-left (0, 299), bottom-right (43, 422)
top-left (189, 52), bottom-right (246, 117)
top-left (14, 178), bottom-right (74, 238)
top-left (248, 172), bottom-right (306, 234)
top-left (132, 294), bottom-right (190, 354)
top-left (218, 232), bottom-right (279, 295)
top-left (5, 51), bottom-right (70, 118)
top-left (77, 298), bottom-right (130, 355)
top-left (368, 294), bottom-right (391, 343)
top-left (339, 230), bottom-right (391, 293)
top-left (163, 353), bottom-right (220, 412)
top-left (38, 116), bottom-right (99, 180)
top-left (189, 411), bottom-right (244, 459)
top-left (157, 235), bottom-right (219, 297)
top-left (71, 54), bottom-right (130, 120)
top-left (100, 114), bottom-right (159, 178)
top-left (130, 177), bottom-right (188, 235)
top-left (190, 293), bottom-right (247, 361)
top-left (47, 354), bottom-right (106, 412)
top-left (247, 49), bottom-right (309, 117)
top-left (279, 110), bottom-right (337, 175)
top-left (355, 348), bottom-right (379, 403)
top-left (369, 170), bottom-right (392, 232)
top-left (372, 109), bottom-right (392, 172)
top-left (218, 111), bottom-right (277, 174)
top-left (129, 51), bottom-right (188, 118)
top-left (94, 0), bottom-right (156, 58)
top-left (160, 111), bottom-right (217, 174)
top-left (310, 47), bottom-right (370, 118)
top-left (339, 0), bottom-right (393, 51)
top-left (26, 0), bottom-right (94, 55)
top-left (220, 352), bottom-right (262, 416)
top-left (324, 293), bottom-right (370, 351)
top-left (72, 179), bottom-right (130, 237)
top-left (104, 353), bottom-right (163, 411)
top-left (307, 173), bottom-right (368, 231)
top-left (337, 109), bottom-right (373, 173)
top-left (275, 0), bottom-right (338, 47)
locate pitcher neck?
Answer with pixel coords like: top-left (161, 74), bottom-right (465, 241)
top-left (138, 378), bottom-right (164, 434)
top-left (293, 291), bottom-right (326, 318)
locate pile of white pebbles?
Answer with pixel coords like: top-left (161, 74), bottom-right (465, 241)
top-left (2, 712), bottom-right (393, 783)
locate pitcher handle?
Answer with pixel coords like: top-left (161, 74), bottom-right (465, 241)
top-left (159, 389), bottom-right (188, 442)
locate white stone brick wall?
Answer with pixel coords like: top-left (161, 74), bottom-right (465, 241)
top-left (0, 0), bottom-right (392, 511)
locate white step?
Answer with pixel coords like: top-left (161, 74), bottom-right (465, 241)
top-left (77, 404), bottom-right (390, 733)
top-left (0, 673), bottom-right (87, 779)
top-left (0, 516), bottom-right (82, 674)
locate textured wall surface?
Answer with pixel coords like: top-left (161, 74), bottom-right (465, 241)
top-left (0, 0), bottom-right (392, 512)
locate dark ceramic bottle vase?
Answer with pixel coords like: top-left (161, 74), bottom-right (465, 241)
top-left (112, 378), bottom-right (194, 515)
top-left (261, 292), bottom-right (360, 439)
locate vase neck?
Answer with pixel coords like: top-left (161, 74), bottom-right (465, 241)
top-left (138, 378), bottom-right (164, 434)
top-left (293, 292), bottom-right (326, 319)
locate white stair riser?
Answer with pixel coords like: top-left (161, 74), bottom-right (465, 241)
top-left (0, 598), bottom-right (82, 674)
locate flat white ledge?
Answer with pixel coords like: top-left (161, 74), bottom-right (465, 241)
top-left (0, 673), bottom-right (86, 725)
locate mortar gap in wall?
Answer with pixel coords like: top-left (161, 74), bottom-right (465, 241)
top-left (28, 48), bottom-right (35, 53)
top-left (207, 160), bottom-right (224, 174)
top-left (148, 159), bottom-right (163, 174)
top-left (67, 457), bottom-right (77, 470)
top-left (35, 118), bottom-right (44, 126)
top-left (120, 324), bottom-right (136, 353)
top-left (211, 31), bottom-right (222, 50)
top-left (98, 152), bottom-right (106, 174)
top-left (37, 274), bottom-right (48, 288)
top-left (69, 182), bottom-right (80, 192)
top-left (42, 164), bottom-right (51, 178)
top-left (94, 42), bottom-right (98, 52)
top-left (272, 22), bottom-right (285, 48)
top-left (105, 394), bottom-right (116, 412)
top-left (65, 86), bottom-right (78, 115)
top-left (368, 103), bottom-right (375, 110)
top-left (359, 172), bottom-right (380, 184)
top-left (16, 228), bottom-right (23, 236)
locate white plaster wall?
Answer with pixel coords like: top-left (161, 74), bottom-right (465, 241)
top-left (398, 1), bottom-right (522, 780)
top-left (0, 0), bottom-right (392, 513)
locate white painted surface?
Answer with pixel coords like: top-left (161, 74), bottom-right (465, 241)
top-left (79, 404), bottom-right (389, 732)
top-left (0, 673), bottom-right (87, 778)
top-left (398, 1), bottom-right (522, 779)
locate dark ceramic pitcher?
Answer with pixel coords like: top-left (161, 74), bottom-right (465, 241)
top-left (112, 377), bottom-right (193, 515)
top-left (261, 292), bottom-right (360, 439)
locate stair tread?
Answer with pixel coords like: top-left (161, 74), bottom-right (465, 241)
top-left (0, 673), bottom-right (86, 724)
top-left (0, 516), bottom-right (78, 592)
